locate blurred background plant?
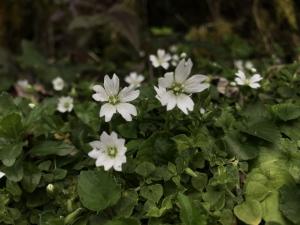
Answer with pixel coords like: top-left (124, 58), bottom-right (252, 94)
top-left (0, 0), bottom-right (300, 90)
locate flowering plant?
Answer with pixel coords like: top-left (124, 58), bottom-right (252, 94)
top-left (0, 38), bottom-right (299, 225)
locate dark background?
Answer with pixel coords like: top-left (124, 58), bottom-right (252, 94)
top-left (1, 0), bottom-right (299, 58)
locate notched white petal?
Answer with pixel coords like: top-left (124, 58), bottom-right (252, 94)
top-left (88, 149), bottom-right (100, 159)
top-left (158, 72), bottom-right (174, 88)
top-left (175, 58), bottom-right (193, 82)
top-left (100, 103), bottom-right (117, 122)
top-left (118, 87), bottom-right (140, 102)
top-left (116, 103), bottom-right (137, 121)
top-left (183, 74), bottom-right (209, 93)
top-left (176, 94), bottom-right (194, 114)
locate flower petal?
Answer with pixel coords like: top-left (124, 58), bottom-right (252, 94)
top-left (161, 62), bottom-right (170, 69)
top-left (175, 58), bottom-right (193, 82)
top-left (99, 131), bottom-right (110, 145)
top-left (113, 164), bottom-right (123, 171)
top-left (157, 49), bottom-right (166, 58)
top-left (92, 85), bottom-right (108, 102)
top-left (104, 74), bottom-right (119, 96)
top-left (0, 171), bottom-right (5, 179)
top-left (176, 94), bottom-right (194, 114)
top-left (249, 82), bottom-right (260, 89)
top-left (149, 55), bottom-right (159, 67)
top-left (234, 60), bottom-right (244, 71)
top-left (116, 103), bottom-right (137, 121)
top-left (98, 157), bottom-right (114, 170)
top-left (88, 149), bottom-right (100, 159)
top-left (250, 74), bottom-right (262, 83)
top-left (154, 86), bottom-right (172, 108)
top-left (166, 91), bottom-right (177, 111)
top-left (118, 87), bottom-right (140, 102)
top-left (183, 75), bottom-right (209, 93)
top-left (235, 77), bottom-right (245, 85)
top-left (158, 72), bottom-right (174, 88)
top-left (89, 141), bottom-right (101, 150)
top-left (235, 70), bottom-right (246, 80)
top-left (100, 103), bottom-right (117, 122)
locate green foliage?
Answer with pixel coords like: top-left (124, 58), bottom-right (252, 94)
top-left (279, 184), bottom-right (300, 224)
top-left (1, 3), bottom-right (300, 223)
top-left (78, 170), bottom-right (121, 212)
top-left (177, 193), bottom-right (207, 225)
top-left (30, 141), bottom-right (75, 156)
top-left (234, 200), bottom-right (262, 225)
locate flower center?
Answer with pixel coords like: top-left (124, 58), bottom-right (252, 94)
top-left (108, 95), bottom-right (119, 105)
top-left (171, 82), bottom-right (184, 95)
top-left (244, 79), bottom-right (250, 85)
top-left (107, 146), bottom-right (118, 158)
top-left (64, 102), bottom-right (70, 108)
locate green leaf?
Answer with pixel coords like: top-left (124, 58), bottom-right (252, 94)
top-left (202, 186), bottom-right (225, 210)
top-left (223, 132), bottom-right (259, 160)
top-left (0, 140), bottom-right (24, 166)
top-left (21, 163), bottom-right (41, 193)
top-left (6, 180), bottom-right (22, 200)
top-left (280, 120), bottom-right (300, 140)
top-left (245, 181), bottom-right (270, 201)
top-left (104, 218), bottom-right (140, 225)
top-left (234, 199), bottom-right (262, 225)
top-left (177, 193), bottom-right (207, 225)
top-left (261, 192), bottom-right (286, 224)
top-left (172, 134), bottom-right (192, 151)
top-left (78, 170), bottom-right (121, 212)
top-left (135, 162), bottom-right (155, 177)
top-left (113, 190), bottom-right (138, 218)
top-left (30, 141), bottom-right (75, 156)
top-left (146, 195), bottom-right (173, 217)
top-left (74, 102), bottom-right (101, 132)
top-left (242, 121), bottom-right (281, 143)
top-left (0, 113), bottom-right (24, 140)
top-left (2, 158), bottom-right (23, 182)
top-left (272, 103), bottom-right (300, 121)
top-left (279, 184), bottom-right (300, 224)
top-left (117, 123), bottom-right (137, 139)
top-left (140, 184), bottom-right (163, 203)
top-left (191, 173), bottom-right (208, 192)
top-left (26, 189), bottom-right (49, 208)
top-left (246, 164), bottom-right (294, 191)
top-left (0, 93), bottom-right (18, 116)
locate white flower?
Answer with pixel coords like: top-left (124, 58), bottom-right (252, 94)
top-left (88, 131), bottom-right (126, 171)
top-left (234, 60), bottom-right (244, 71)
top-left (245, 61), bottom-right (257, 73)
top-left (57, 96), bottom-right (74, 113)
top-left (92, 74), bottom-right (139, 122)
top-left (149, 49), bottom-right (171, 69)
top-left (180, 52), bottom-right (187, 58)
top-left (169, 45), bottom-right (178, 53)
top-left (28, 103), bottom-right (36, 108)
top-left (125, 72), bottom-right (144, 88)
top-left (234, 60), bottom-right (257, 73)
top-left (0, 171), bottom-right (5, 179)
top-left (200, 107), bottom-right (205, 114)
top-left (52, 77), bottom-right (64, 91)
top-left (154, 58), bottom-right (209, 114)
top-left (17, 80), bottom-right (31, 90)
top-left (171, 54), bottom-right (179, 66)
top-left (234, 70), bottom-right (262, 89)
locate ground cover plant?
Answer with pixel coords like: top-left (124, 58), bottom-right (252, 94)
top-left (1, 0), bottom-right (300, 225)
